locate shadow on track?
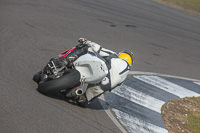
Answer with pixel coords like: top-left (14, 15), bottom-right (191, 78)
top-left (35, 87), bottom-right (107, 110)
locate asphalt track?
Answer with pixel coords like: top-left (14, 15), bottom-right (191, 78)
top-left (1, 0), bottom-right (200, 133)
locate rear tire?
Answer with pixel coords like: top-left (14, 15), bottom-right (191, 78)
top-left (37, 69), bottom-right (80, 95)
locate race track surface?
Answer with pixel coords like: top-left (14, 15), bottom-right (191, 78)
top-left (1, 0), bottom-right (200, 133)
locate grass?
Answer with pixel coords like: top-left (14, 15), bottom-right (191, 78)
top-left (157, 0), bottom-right (200, 15)
top-left (186, 97), bottom-right (200, 133)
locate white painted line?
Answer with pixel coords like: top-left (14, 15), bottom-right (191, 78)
top-left (112, 85), bottom-right (165, 113)
top-left (135, 76), bottom-right (200, 98)
top-left (113, 109), bottom-right (168, 133)
top-left (194, 82), bottom-right (200, 86)
top-left (129, 71), bottom-right (200, 82)
top-left (99, 95), bottom-right (128, 133)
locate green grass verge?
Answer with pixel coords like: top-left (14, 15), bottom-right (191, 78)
top-left (186, 97), bottom-right (200, 133)
top-left (161, 0), bottom-right (200, 14)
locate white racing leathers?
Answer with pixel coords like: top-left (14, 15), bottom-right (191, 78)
top-left (85, 41), bottom-right (130, 102)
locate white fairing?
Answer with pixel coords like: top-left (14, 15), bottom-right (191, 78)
top-left (109, 58), bottom-right (129, 88)
top-left (73, 54), bottom-right (108, 84)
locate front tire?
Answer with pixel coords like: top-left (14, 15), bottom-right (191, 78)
top-left (37, 69), bottom-right (80, 95)
top-left (33, 71), bottom-right (42, 83)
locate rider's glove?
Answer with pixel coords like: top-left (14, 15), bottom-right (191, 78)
top-left (78, 37), bottom-right (87, 44)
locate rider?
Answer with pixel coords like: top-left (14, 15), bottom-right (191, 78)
top-left (62, 38), bottom-right (134, 106)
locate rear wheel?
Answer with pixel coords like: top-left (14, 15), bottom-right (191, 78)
top-left (37, 69), bottom-right (80, 95)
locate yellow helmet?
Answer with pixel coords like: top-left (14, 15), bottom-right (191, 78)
top-left (118, 50), bottom-right (134, 66)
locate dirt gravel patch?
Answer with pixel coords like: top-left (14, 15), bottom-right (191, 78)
top-left (161, 97), bottom-right (200, 133)
top-left (155, 0), bottom-right (200, 16)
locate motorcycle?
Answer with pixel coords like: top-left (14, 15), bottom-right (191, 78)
top-left (33, 46), bottom-right (108, 100)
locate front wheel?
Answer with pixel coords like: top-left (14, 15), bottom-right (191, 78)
top-left (37, 69), bottom-right (80, 95)
top-left (33, 71), bottom-right (42, 83)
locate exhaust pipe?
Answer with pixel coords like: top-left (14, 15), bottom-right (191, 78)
top-left (75, 88), bottom-right (84, 96)
top-left (74, 82), bottom-right (88, 96)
